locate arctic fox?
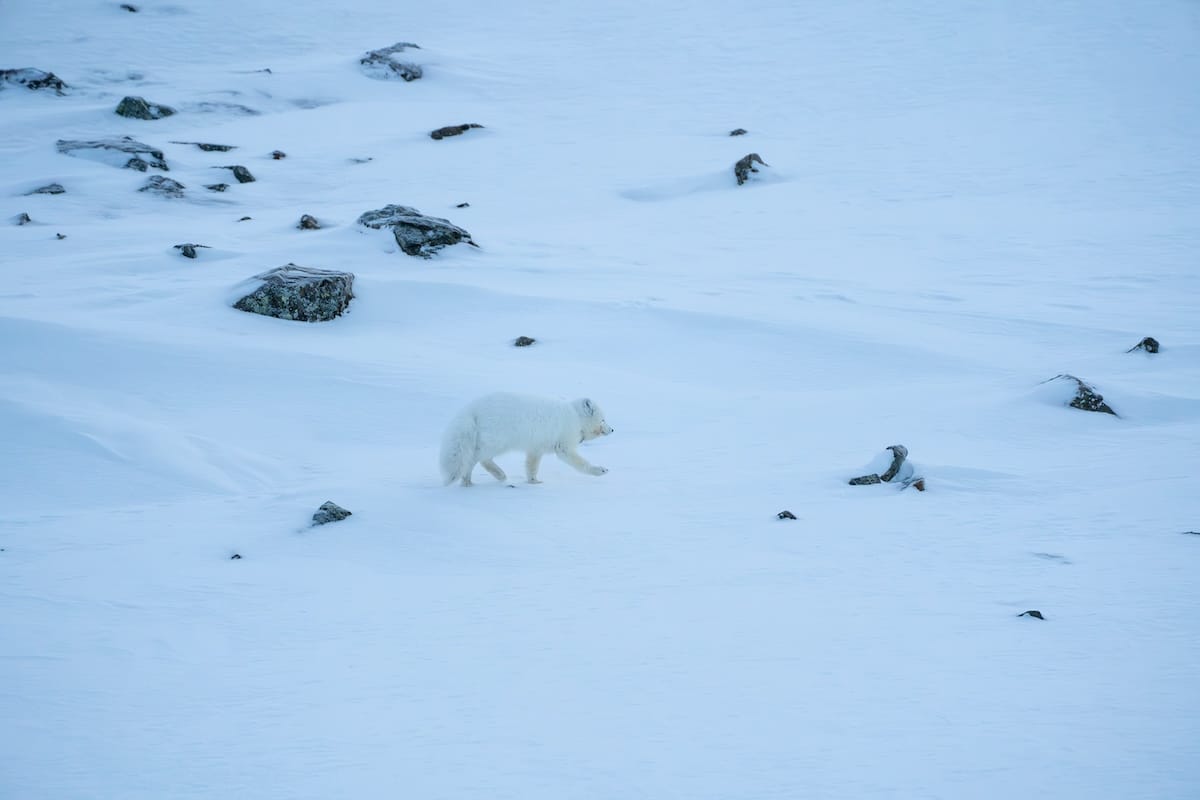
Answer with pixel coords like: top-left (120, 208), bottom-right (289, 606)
top-left (439, 392), bottom-right (613, 486)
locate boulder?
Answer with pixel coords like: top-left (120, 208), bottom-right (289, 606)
top-left (233, 264), bottom-right (354, 322)
top-left (357, 204), bottom-right (476, 258)
top-left (56, 136), bottom-right (168, 171)
top-left (360, 42), bottom-right (423, 81)
top-left (312, 501), bottom-right (352, 526)
top-left (138, 176), bottom-right (184, 198)
top-left (430, 124), bottom-right (483, 140)
top-left (1, 68), bottom-right (67, 94)
top-left (26, 183), bottom-right (65, 195)
top-left (115, 95), bottom-right (176, 119)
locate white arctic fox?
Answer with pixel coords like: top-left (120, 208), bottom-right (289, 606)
top-left (439, 392), bottom-right (613, 486)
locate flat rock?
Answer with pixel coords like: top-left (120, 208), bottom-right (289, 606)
top-left (357, 204), bottom-right (476, 258)
top-left (312, 501), bottom-right (353, 526)
top-left (115, 95), bottom-right (176, 119)
top-left (431, 124), bottom-right (483, 140)
top-left (26, 183), bottom-right (65, 195)
top-left (171, 141), bottom-right (236, 152)
top-left (138, 176), bottom-right (184, 198)
top-left (360, 42), bottom-right (423, 81)
top-left (1, 68), bottom-right (67, 94)
top-left (56, 136), bottom-right (168, 171)
top-left (233, 263), bottom-right (354, 322)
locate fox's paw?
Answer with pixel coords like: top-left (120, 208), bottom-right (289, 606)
top-left (588, 466), bottom-right (608, 476)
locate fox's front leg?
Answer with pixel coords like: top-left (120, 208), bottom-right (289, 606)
top-left (525, 452), bottom-right (543, 484)
top-left (555, 445), bottom-right (607, 476)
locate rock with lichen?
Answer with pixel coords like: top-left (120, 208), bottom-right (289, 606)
top-left (233, 264), bottom-right (354, 322)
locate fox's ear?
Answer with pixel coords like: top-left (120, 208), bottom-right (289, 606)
top-left (582, 399), bottom-right (594, 414)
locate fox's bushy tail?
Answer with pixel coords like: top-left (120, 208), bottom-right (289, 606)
top-left (439, 412), bottom-right (477, 485)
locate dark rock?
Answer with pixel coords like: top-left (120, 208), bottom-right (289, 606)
top-left (1044, 374), bottom-right (1118, 416)
top-left (237, 216), bottom-right (252, 221)
top-left (777, 510), bottom-right (797, 520)
top-left (1183, 531), bottom-right (1200, 536)
top-left (271, 150), bottom-right (286, 160)
top-left (171, 141), bottom-right (237, 152)
top-left (120, 3), bottom-right (138, 11)
top-left (115, 95), bottom-right (176, 119)
top-left (730, 128), bottom-right (748, 136)
top-left (56, 136), bottom-right (168, 171)
top-left (849, 445), bottom-right (909, 485)
top-left (230, 553), bottom-right (242, 560)
top-left (349, 157), bottom-right (373, 164)
top-left (138, 175), bottom-right (185, 198)
top-left (1018, 610), bottom-right (1045, 620)
top-left (205, 183), bottom-right (230, 192)
top-left (734, 153), bottom-right (768, 185)
top-left (456, 202), bottom-right (470, 208)
top-left (15, 212), bottom-right (31, 226)
top-left (848, 474), bottom-right (882, 486)
top-left (514, 336), bottom-right (536, 347)
top-left (430, 124), bottom-right (483, 140)
top-left (312, 501), bottom-right (353, 526)
top-left (1, 68), bottom-right (67, 94)
top-left (56, 233), bottom-right (66, 239)
top-left (358, 204), bottom-right (477, 258)
top-left (360, 42), bottom-right (423, 81)
top-left (298, 214), bottom-right (320, 230)
top-left (1127, 336), bottom-right (1160, 354)
top-left (174, 243), bottom-right (210, 258)
top-left (234, 264), bottom-right (354, 322)
top-left (214, 165), bottom-right (255, 183)
top-left (26, 183), bottom-right (65, 195)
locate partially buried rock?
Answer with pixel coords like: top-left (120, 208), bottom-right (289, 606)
top-left (205, 183), bottom-right (229, 192)
top-left (777, 510), bottom-right (797, 520)
top-left (298, 214), bottom-right (320, 230)
top-left (26, 183), bottom-right (65, 195)
top-left (849, 445), bottom-right (910, 485)
top-left (357, 204), bottom-right (477, 258)
top-left (14, 212), bottom-right (32, 225)
top-left (1018, 610), bottom-right (1045, 620)
top-left (174, 243), bottom-right (210, 258)
top-left (1127, 336), bottom-right (1160, 354)
top-left (1043, 374), bottom-right (1118, 416)
top-left (115, 95), bottom-right (175, 120)
top-left (729, 128), bottom-right (748, 136)
top-left (120, 3), bottom-right (138, 11)
top-left (138, 175), bottom-right (184, 198)
top-left (171, 141), bottom-right (236, 152)
top-left (57, 136), bottom-right (168, 171)
top-left (234, 264), bottom-right (354, 322)
top-left (514, 336), bottom-right (536, 347)
top-left (217, 165), bottom-right (255, 183)
top-left (1, 68), bottom-right (67, 94)
top-left (271, 150), bottom-right (286, 160)
top-left (430, 124), bottom-right (483, 140)
top-left (312, 501), bottom-right (352, 526)
top-left (456, 202), bottom-right (470, 208)
top-left (360, 42), bottom-right (423, 82)
top-left (734, 153), bottom-right (768, 185)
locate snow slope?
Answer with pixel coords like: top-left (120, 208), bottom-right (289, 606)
top-left (2, 1), bottom-right (1199, 797)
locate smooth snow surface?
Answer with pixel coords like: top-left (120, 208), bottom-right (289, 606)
top-left (2, 1), bottom-right (1199, 798)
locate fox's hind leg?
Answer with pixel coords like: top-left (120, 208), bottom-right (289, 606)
top-left (481, 459), bottom-right (507, 482)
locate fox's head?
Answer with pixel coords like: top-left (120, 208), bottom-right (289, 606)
top-left (575, 398), bottom-right (613, 440)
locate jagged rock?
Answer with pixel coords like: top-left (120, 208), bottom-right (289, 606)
top-left (174, 243), bottom-right (210, 258)
top-left (1127, 336), bottom-right (1160, 354)
top-left (729, 128), bottom-right (747, 136)
top-left (115, 95), bottom-right (175, 120)
top-left (26, 183), bottom-right (65, 195)
top-left (205, 183), bottom-right (229, 192)
top-left (514, 336), bottom-right (536, 347)
top-left (430, 123), bottom-right (483, 140)
top-left (357, 204), bottom-right (477, 258)
top-left (216, 165), bottom-right (255, 183)
top-left (777, 510), bottom-right (796, 520)
top-left (14, 212), bottom-right (32, 226)
top-left (56, 136), bottom-right (168, 171)
top-left (312, 501), bottom-right (353, 526)
top-left (138, 176), bottom-right (184, 198)
top-left (234, 264), bottom-right (354, 322)
top-left (1, 68), bottom-right (67, 94)
top-left (734, 153), bottom-right (768, 185)
top-left (1018, 610), bottom-right (1045, 620)
top-left (849, 445), bottom-right (911, 485)
top-left (1044, 374), bottom-right (1118, 416)
top-left (298, 214), bottom-right (320, 230)
top-left (360, 42), bottom-right (423, 81)
top-left (271, 150), bottom-right (286, 160)
top-left (171, 141), bottom-right (236, 152)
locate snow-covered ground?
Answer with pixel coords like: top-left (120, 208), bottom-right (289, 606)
top-left (3, 1), bottom-right (1199, 797)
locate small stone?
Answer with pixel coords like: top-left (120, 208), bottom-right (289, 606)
top-left (115, 95), bottom-right (176, 120)
top-left (120, 3), bottom-right (138, 11)
top-left (349, 157), bottom-right (373, 164)
top-left (430, 123), bottom-right (484, 140)
top-left (734, 153), bottom-right (768, 186)
top-left (218, 165), bottom-right (256, 183)
top-left (1127, 336), bottom-right (1160, 354)
top-left (170, 141), bottom-right (237, 152)
top-left (729, 128), bottom-right (747, 136)
top-left (230, 553), bottom-right (242, 560)
top-left (205, 183), bottom-right (229, 192)
top-left (777, 510), bottom-right (797, 520)
top-left (1182, 531), bottom-right (1200, 536)
top-left (15, 212), bottom-right (31, 225)
top-left (56, 233), bottom-right (66, 239)
top-left (848, 474), bottom-right (882, 485)
top-left (138, 175), bottom-right (185, 198)
top-left (27, 183), bottom-right (65, 195)
top-left (1018, 610), bottom-right (1045, 620)
top-left (312, 501), bottom-right (353, 526)
top-left (912, 478), bottom-right (926, 492)
top-left (456, 202), bottom-right (470, 208)
top-left (174, 243), bottom-right (210, 258)
top-left (298, 214), bottom-right (320, 230)
top-left (514, 336), bottom-right (536, 347)
top-left (271, 150), bottom-right (287, 160)
top-left (237, 216), bottom-right (252, 221)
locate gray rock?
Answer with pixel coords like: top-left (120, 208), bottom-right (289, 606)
top-left (1127, 336), bottom-right (1160, 354)
top-left (174, 243), bottom-right (210, 258)
top-left (730, 128), bottom-right (747, 136)
top-left (234, 263), bottom-right (354, 322)
top-left (26, 183), bottom-right (65, 195)
top-left (205, 183), bottom-right (230, 192)
top-left (360, 42), bottom-right (423, 81)
top-left (56, 136), bottom-right (168, 171)
top-left (312, 501), bottom-right (353, 526)
top-left (777, 510), bottom-right (796, 520)
top-left (115, 95), bottom-right (176, 120)
top-left (271, 150), bottom-right (286, 160)
top-left (217, 165), bottom-right (255, 183)
top-left (514, 336), bottom-right (536, 347)
top-left (14, 212), bottom-right (32, 226)
top-left (357, 204), bottom-right (476, 258)
top-left (171, 141), bottom-right (236, 152)
top-left (430, 123), bottom-right (483, 140)
top-left (298, 214), bottom-right (320, 230)
top-left (849, 444), bottom-right (909, 485)
top-left (1, 68), bottom-right (67, 94)
top-left (1045, 374), bottom-right (1118, 416)
top-left (734, 153), bottom-right (768, 185)
top-left (189, 101), bottom-right (260, 116)
top-left (138, 176), bottom-right (185, 198)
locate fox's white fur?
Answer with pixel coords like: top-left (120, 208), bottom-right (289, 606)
top-left (439, 392), bottom-right (613, 486)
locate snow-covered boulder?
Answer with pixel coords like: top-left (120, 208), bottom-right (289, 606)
top-left (312, 501), bottom-right (352, 526)
top-left (56, 136), bottom-right (168, 171)
top-left (138, 176), bottom-right (184, 198)
top-left (357, 204), bottom-right (476, 258)
top-left (360, 42), bottom-right (423, 81)
top-left (1, 68), bottom-right (67, 94)
top-left (115, 96), bottom-right (176, 120)
top-left (233, 264), bottom-right (354, 322)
